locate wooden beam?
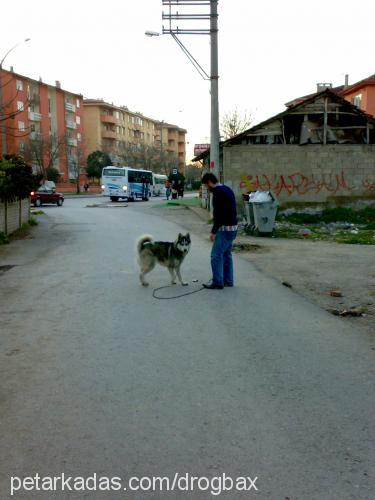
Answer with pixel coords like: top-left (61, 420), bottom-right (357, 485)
top-left (323, 97), bottom-right (328, 144)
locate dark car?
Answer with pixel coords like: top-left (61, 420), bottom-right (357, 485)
top-left (30, 185), bottom-right (64, 207)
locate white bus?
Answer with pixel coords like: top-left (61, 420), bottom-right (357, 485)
top-left (152, 174), bottom-right (168, 197)
top-left (101, 166), bottom-right (153, 202)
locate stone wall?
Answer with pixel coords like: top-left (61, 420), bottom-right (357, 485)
top-left (223, 145), bottom-right (375, 205)
top-left (0, 198), bottom-right (30, 235)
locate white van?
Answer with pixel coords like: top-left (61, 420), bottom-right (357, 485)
top-left (152, 174), bottom-right (168, 197)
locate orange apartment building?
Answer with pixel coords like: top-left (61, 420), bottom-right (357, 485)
top-left (83, 99), bottom-right (187, 173)
top-left (340, 73), bottom-right (375, 117)
top-left (0, 67), bottom-right (84, 190)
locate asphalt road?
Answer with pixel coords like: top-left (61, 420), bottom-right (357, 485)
top-left (0, 197), bottom-right (374, 499)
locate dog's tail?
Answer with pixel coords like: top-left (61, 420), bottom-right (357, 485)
top-left (136, 234), bottom-right (153, 254)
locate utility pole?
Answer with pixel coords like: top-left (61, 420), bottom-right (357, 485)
top-left (156, 0), bottom-right (220, 180)
top-left (210, 0), bottom-right (220, 180)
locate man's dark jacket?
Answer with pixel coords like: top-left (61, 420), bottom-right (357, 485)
top-left (211, 184), bottom-right (237, 234)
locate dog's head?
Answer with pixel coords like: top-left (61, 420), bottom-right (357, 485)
top-left (175, 233), bottom-right (191, 255)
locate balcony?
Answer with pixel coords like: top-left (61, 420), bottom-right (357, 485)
top-left (65, 102), bottom-right (76, 112)
top-left (101, 114), bottom-right (117, 124)
top-left (67, 137), bottom-right (78, 147)
top-left (28, 111), bottom-right (42, 122)
top-left (102, 130), bottom-right (117, 140)
top-left (30, 131), bottom-right (41, 140)
top-left (66, 119), bottom-right (76, 129)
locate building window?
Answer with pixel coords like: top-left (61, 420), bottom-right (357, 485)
top-left (30, 124), bottom-right (35, 132)
top-left (77, 132), bottom-right (82, 142)
top-left (76, 115), bottom-right (81, 125)
top-left (18, 121), bottom-right (25, 131)
top-left (16, 80), bottom-right (23, 91)
top-left (19, 141), bottom-right (25, 152)
top-left (115, 111), bottom-right (120, 120)
top-left (76, 99), bottom-right (80, 108)
top-left (17, 101), bottom-right (24, 111)
top-left (352, 94), bottom-right (362, 109)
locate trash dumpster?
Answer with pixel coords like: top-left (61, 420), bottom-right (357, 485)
top-left (246, 190), bottom-right (279, 235)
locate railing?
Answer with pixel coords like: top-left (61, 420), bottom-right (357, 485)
top-left (101, 114), bottom-right (117, 124)
top-left (65, 102), bottom-right (76, 112)
top-left (67, 137), bottom-right (77, 146)
top-left (102, 130), bottom-right (117, 139)
top-left (28, 111), bottom-right (42, 122)
top-left (30, 131), bottom-right (41, 140)
top-left (66, 120), bottom-right (76, 129)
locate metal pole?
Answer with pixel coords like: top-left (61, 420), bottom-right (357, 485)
top-left (210, 0), bottom-right (220, 181)
top-left (0, 63), bottom-right (6, 156)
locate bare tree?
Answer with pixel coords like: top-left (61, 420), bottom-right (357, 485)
top-left (23, 132), bottom-right (67, 177)
top-left (220, 108), bottom-right (252, 140)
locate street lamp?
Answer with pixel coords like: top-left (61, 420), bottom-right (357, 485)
top-left (0, 38), bottom-right (31, 156)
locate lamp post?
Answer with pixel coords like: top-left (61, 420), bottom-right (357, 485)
top-left (0, 38), bottom-right (31, 156)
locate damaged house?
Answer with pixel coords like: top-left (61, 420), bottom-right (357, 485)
top-left (194, 89), bottom-right (375, 204)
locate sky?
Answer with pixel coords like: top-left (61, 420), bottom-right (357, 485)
top-left (1, 0), bottom-right (375, 161)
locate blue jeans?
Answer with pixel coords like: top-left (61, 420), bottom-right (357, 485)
top-left (211, 231), bottom-right (237, 286)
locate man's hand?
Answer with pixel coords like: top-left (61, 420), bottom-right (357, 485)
top-left (209, 233), bottom-right (216, 242)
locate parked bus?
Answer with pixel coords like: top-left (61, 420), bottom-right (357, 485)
top-left (101, 166), bottom-right (153, 202)
top-left (152, 174), bottom-right (168, 197)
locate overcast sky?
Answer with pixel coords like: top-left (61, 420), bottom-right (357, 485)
top-left (1, 0), bottom-right (375, 160)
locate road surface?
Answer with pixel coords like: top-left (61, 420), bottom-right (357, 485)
top-left (0, 197), bottom-right (374, 499)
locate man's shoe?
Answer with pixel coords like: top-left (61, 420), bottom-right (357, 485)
top-left (224, 283), bottom-right (233, 287)
top-left (203, 283), bottom-right (224, 290)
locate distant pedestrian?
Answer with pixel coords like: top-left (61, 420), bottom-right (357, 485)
top-left (201, 173), bottom-right (238, 289)
top-left (84, 182), bottom-right (89, 193)
top-left (165, 180), bottom-right (171, 200)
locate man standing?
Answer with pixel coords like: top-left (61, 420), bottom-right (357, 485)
top-left (201, 173), bottom-right (238, 289)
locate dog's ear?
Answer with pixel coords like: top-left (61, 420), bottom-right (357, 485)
top-left (186, 233), bottom-right (191, 241)
top-left (178, 233), bottom-right (182, 239)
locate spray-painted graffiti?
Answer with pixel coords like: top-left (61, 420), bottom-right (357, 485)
top-left (362, 177), bottom-right (375, 192)
top-left (238, 171), bottom-right (371, 196)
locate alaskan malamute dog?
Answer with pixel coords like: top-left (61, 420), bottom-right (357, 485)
top-left (137, 233), bottom-right (191, 286)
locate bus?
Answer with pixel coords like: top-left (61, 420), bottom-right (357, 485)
top-left (152, 174), bottom-right (168, 197)
top-left (101, 166), bottom-right (153, 202)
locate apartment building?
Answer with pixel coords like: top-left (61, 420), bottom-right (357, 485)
top-left (83, 99), bottom-right (187, 172)
top-left (0, 67), bottom-right (84, 188)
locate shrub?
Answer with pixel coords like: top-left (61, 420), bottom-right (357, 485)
top-left (0, 155), bottom-right (41, 203)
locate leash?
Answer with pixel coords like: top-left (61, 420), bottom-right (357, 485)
top-left (152, 282), bottom-right (205, 300)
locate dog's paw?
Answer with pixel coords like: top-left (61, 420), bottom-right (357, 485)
top-left (181, 282), bottom-right (189, 286)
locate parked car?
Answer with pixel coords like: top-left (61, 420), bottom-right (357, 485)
top-left (30, 185), bottom-right (64, 207)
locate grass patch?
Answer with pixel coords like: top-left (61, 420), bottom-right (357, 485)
top-left (335, 230), bottom-right (375, 245)
top-left (166, 197), bottom-right (201, 207)
top-left (278, 206), bottom-right (375, 225)
top-left (0, 232), bottom-right (10, 245)
top-left (30, 209), bottom-right (45, 215)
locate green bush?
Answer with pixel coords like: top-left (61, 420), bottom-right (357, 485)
top-left (45, 167), bottom-right (60, 184)
top-left (0, 231), bottom-right (9, 244)
top-left (0, 155), bottom-right (41, 203)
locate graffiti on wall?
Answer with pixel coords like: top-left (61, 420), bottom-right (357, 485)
top-left (239, 171), bottom-right (375, 196)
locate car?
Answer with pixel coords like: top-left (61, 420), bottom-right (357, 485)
top-left (30, 185), bottom-right (64, 207)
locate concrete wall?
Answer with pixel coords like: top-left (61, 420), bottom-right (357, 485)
top-left (223, 145), bottom-right (375, 204)
top-left (0, 199), bottom-right (30, 235)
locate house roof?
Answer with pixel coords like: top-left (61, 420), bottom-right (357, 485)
top-left (340, 73), bottom-right (375, 95)
top-left (192, 88), bottom-right (375, 161)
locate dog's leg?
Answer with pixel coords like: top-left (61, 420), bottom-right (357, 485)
top-left (168, 267), bottom-right (177, 285)
top-left (176, 265), bottom-right (188, 286)
top-left (140, 259), bottom-right (156, 287)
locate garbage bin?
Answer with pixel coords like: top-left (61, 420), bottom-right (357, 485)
top-left (248, 190), bottom-right (279, 235)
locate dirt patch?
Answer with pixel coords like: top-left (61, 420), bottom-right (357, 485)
top-left (148, 202), bottom-right (375, 334)
top-left (233, 242), bottom-right (267, 253)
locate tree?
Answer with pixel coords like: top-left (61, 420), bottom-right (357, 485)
top-left (86, 150), bottom-right (112, 182)
top-left (22, 132), bottom-right (67, 178)
top-left (45, 167), bottom-right (60, 184)
top-left (185, 163), bottom-right (203, 188)
top-left (0, 154), bottom-right (41, 203)
top-left (220, 108), bottom-right (252, 140)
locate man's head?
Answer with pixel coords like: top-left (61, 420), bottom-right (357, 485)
top-left (201, 173), bottom-right (218, 192)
